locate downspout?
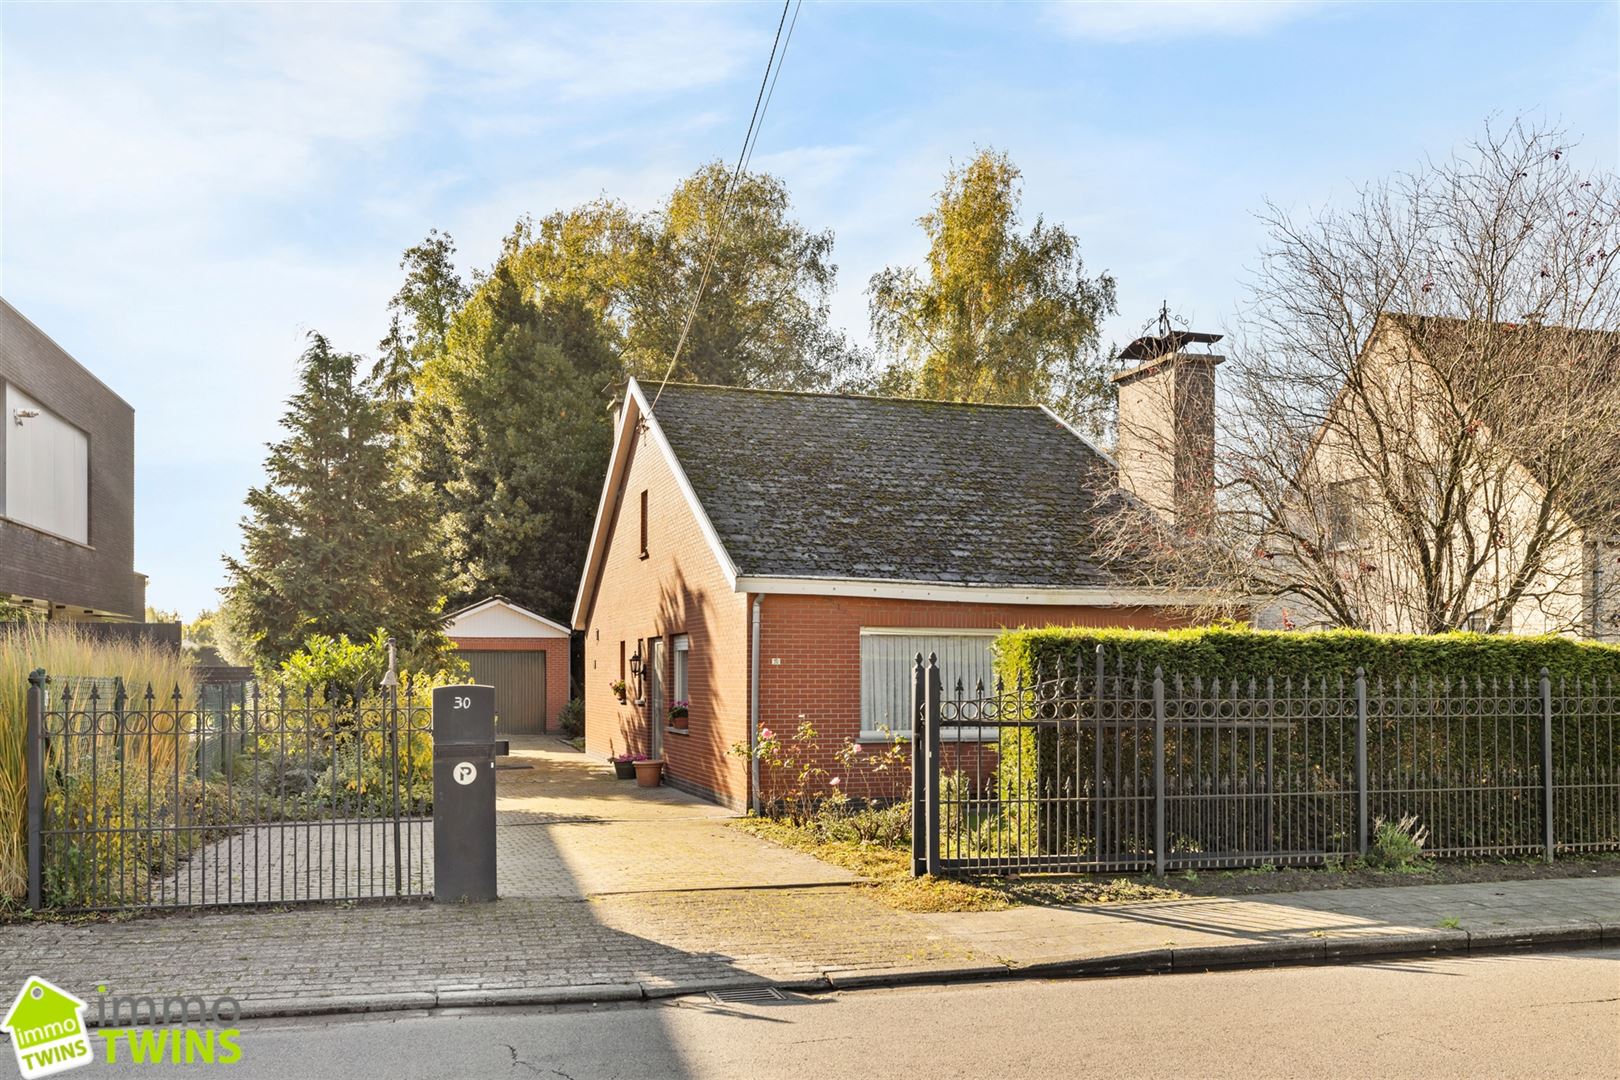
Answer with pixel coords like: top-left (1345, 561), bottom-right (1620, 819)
top-left (750, 593), bottom-right (763, 815)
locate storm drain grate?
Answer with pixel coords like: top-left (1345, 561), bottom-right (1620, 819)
top-left (706, 986), bottom-right (787, 1005)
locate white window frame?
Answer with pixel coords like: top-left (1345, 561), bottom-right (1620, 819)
top-left (672, 633), bottom-right (690, 705)
top-left (858, 627), bottom-right (1002, 742)
top-left (3, 383), bottom-right (89, 545)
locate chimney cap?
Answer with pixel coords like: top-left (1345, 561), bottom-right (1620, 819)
top-left (1117, 329), bottom-right (1223, 362)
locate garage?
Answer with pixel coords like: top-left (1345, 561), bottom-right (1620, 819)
top-left (445, 596), bottom-right (572, 736)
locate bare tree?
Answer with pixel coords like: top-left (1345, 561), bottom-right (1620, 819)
top-left (1103, 120), bottom-right (1620, 636)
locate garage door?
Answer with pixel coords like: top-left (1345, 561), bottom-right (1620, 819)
top-left (462, 650), bottom-right (548, 734)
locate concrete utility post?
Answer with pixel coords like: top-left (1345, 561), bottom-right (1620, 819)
top-left (432, 684), bottom-right (499, 902)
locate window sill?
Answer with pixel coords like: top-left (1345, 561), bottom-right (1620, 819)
top-left (0, 515), bottom-right (94, 551)
top-left (665, 725), bottom-right (690, 736)
top-left (638, 552), bottom-right (649, 561)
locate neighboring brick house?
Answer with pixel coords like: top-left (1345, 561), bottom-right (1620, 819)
top-left (572, 376), bottom-right (1207, 810)
top-left (446, 596), bottom-right (572, 735)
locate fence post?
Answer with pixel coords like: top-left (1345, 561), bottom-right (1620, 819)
top-left (1355, 667), bottom-right (1368, 858)
top-left (26, 669), bottom-right (45, 910)
top-left (1152, 665), bottom-right (1166, 878)
top-left (382, 640), bottom-right (404, 898)
top-left (910, 654), bottom-right (926, 878)
top-left (925, 653), bottom-right (942, 877)
top-left (1540, 667), bottom-right (1555, 864)
top-left (1093, 645), bottom-right (1105, 863)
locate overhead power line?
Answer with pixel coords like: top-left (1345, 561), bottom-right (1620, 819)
top-left (651, 0), bottom-right (802, 408)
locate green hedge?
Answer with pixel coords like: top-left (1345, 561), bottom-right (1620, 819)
top-left (993, 624), bottom-right (1620, 687)
top-left (980, 625), bottom-right (1620, 864)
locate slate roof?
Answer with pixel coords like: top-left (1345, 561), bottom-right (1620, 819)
top-left (648, 383), bottom-right (1127, 588)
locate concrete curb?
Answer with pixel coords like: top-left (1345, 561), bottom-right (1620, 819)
top-left (198, 924), bottom-right (1612, 1026)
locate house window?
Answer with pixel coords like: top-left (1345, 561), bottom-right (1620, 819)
top-left (672, 634), bottom-right (690, 707)
top-left (1466, 612), bottom-right (1513, 634)
top-left (3, 383), bottom-right (89, 545)
top-left (639, 489), bottom-right (649, 558)
top-left (619, 640), bottom-right (626, 683)
top-left (1325, 479), bottom-right (1367, 550)
top-left (859, 629), bottom-right (1001, 739)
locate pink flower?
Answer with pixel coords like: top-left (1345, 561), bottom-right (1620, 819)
top-left (830, 777), bottom-right (841, 787)
top-left (849, 743), bottom-right (862, 754)
top-left (759, 728), bottom-right (774, 740)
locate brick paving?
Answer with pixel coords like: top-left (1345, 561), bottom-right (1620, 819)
top-left (152, 817), bottom-right (432, 906)
top-left (2, 740), bottom-right (1616, 1017)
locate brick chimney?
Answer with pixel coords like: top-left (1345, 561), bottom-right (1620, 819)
top-left (1110, 325), bottom-right (1223, 531)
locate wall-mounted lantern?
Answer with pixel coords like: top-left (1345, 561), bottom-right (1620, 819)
top-left (628, 648), bottom-right (644, 703)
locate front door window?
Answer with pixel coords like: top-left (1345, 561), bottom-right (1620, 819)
top-left (648, 637), bottom-right (665, 758)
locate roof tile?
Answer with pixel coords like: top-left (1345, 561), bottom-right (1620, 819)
top-left (650, 384), bottom-right (1124, 588)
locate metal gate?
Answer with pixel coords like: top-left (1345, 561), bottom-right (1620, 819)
top-left (25, 670), bottom-right (433, 911)
top-left (461, 650), bottom-right (548, 734)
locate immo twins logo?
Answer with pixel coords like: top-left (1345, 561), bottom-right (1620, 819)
top-left (2, 978), bottom-right (243, 1077)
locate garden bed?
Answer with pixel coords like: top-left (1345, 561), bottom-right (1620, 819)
top-left (735, 816), bottom-right (1620, 912)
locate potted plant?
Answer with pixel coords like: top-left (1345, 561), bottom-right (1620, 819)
top-left (612, 752), bottom-right (645, 780)
top-left (609, 679), bottom-right (627, 704)
top-left (668, 700), bottom-right (689, 730)
top-left (633, 758), bottom-right (665, 788)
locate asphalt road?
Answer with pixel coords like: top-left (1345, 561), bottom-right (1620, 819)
top-left (70, 948), bottom-right (1620, 1079)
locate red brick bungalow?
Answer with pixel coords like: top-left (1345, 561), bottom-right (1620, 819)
top-left (571, 373), bottom-right (1207, 810)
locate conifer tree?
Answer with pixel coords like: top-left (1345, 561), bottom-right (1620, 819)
top-left (419, 264), bottom-right (617, 620)
top-left (224, 334), bottom-right (450, 668)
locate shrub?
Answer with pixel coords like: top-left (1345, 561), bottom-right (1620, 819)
top-left (277, 630), bottom-right (469, 705)
top-left (40, 765), bottom-right (240, 909)
top-left (810, 795), bottom-right (911, 848)
top-left (731, 720), bottom-right (911, 825)
top-left (558, 698), bottom-right (584, 738)
top-left (1364, 814), bottom-right (1431, 871)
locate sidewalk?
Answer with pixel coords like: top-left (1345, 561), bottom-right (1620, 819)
top-left (2, 741), bottom-right (1615, 1018)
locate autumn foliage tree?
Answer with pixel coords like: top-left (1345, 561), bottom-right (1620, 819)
top-left (868, 148), bottom-right (1117, 426)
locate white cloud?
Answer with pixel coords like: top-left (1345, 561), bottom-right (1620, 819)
top-left (469, 7), bottom-right (762, 101)
top-left (1046, 1), bottom-right (1327, 42)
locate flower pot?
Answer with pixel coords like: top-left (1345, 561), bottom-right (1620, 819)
top-left (633, 760), bottom-right (665, 788)
top-left (613, 759), bottom-right (637, 780)
top-left (669, 714), bottom-right (688, 731)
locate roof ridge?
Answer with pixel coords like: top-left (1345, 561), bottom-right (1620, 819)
top-left (650, 380), bottom-right (1052, 411)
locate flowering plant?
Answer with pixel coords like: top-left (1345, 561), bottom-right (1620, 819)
top-left (668, 699), bottom-right (689, 722)
top-left (612, 752), bottom-right (650, 764)
top-left (609, 679), bottom-right (628, 700)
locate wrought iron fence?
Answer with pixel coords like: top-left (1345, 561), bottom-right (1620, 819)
top-left (908, 652), bottom-right (1620, 877)
top-left (25, 671), bottom-right (434, 911)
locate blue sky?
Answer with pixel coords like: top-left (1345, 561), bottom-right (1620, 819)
top-left (2, 1), bottom-right (1616, 619)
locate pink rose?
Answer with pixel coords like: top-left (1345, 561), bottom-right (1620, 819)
top-left (830, 777), bottom-right (841, 786)
top-left (759, 728), bottom-right (775, 740)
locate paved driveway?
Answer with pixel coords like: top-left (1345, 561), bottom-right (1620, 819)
top-left (494, 738), bottom-right (855, 898)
